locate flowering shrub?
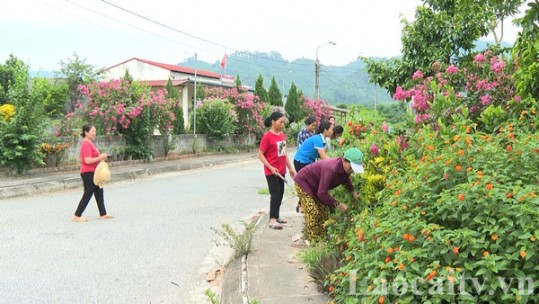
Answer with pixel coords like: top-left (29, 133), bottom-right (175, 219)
top-left (0, 104), bottom-right (15, 121)
top-left (325, 119), bottom-right (539, 303)
top-left (59, 79), bottom-right (179, 159)
top-left (40, 142), bottom-right (70, 155)
top-left (393, 51), bottom-right (520, 129)
top-left (302, 96), bottom-right (333, 122)
top-left (204, 86), bottom-right (266, 137)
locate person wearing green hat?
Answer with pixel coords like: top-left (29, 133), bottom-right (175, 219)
top-left (293, 148), bottom-right (364, 242)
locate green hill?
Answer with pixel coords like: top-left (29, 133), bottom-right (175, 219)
top-left (179, 51), bottom-right (393, 106)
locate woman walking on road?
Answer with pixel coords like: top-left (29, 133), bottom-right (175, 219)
top-left (72, 124), bottom-right (113, 222)
top-left (258, 112), bottom-right (296, 230)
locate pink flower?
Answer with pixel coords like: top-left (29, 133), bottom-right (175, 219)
top-left (491, 61), bottom-right (505, 73)
top-left (480, 94), bottom-right (492, 106)
top-left (445, 65), bottom-right (460, 74)
top-left (473, 53), bottom-right (487, 64)
top-left (393, 86), bottom-right (410, 101)
top-left (381, 123), bottom-right (389, 133)
top-left (412, 70), bottom-right (424, 80)
top-left (370, 143), bottom-right (379, 156)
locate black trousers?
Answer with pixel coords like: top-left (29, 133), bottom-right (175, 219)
top-left (265, 174), bottom-right (284, 219)
top-left (293, 159), bottom-right (310, 172)
top-left (74, 172), bottom-right (107, 217)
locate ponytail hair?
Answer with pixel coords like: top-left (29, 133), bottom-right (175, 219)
top-left (316, 120), bottom-right (332, 134)
top-left (81, 124), bottom-right (92, 138)
top-left (264, 111), bottom-right (285, 128)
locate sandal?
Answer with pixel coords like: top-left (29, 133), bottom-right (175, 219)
top-left (276, 218), bottom-right (287, 224)
top-left (268, 222), bottom-right (283, 230)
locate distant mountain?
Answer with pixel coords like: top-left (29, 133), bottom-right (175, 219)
top-left (179, 51), bottom-right (392, 106)
top-left (28, 40), bottom-right (513, 106)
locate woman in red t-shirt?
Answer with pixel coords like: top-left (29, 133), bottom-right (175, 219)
top-left (258, 112), bottom-right (296, 229)
top-left (72, 124), bottom-right (113, 222)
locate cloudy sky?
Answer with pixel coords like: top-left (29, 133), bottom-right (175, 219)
top-left (0, 0), bottom-right (531, 72)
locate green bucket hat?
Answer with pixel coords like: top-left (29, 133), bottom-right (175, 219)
top-left (344, 148), bottom-right (364, 173)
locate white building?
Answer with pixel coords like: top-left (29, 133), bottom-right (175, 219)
top-left (100, 57), bottom-right (235, 128)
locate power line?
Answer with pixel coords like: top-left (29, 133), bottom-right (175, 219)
top-left (99, 0), bottom-right (315, 67)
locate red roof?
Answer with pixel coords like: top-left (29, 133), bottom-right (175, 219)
top-left (140, 80), bottom-right (188, 87)
top-left (106, 58), bottom-right (221, 79)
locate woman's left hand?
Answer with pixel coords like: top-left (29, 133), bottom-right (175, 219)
top-left (289, 169), bottom-right (297, 179)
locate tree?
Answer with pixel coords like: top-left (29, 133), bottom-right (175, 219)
top-left (123, 69), bottom-right (134, 83)
top-left (0, 54), bottom-right (21, 105)
top-left (165, 78), bottom-right (184, 135)
top-left (0, 56), bottom-right (46, 173)
top-left (235, 74), bottom-right (242, 89)
top-left (284, 82), bottom-right (303, 123)
top-left (267, 76), bottom-right (282, 106)
top-left (31, 78), bottom-right (68, 118)
top-left (512, 0), bottom-right (539, 98)
top-left (254, 75), bottom-right (268, 103)
top-left (56, 52), bottom-right (98, 112)
top-left (363, 0), bottom-right (525, 95)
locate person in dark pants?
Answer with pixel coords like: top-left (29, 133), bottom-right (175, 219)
top-left (72, 124), bottom-right (113, 222)
top-left (258, 112), bottom-right (296, 230)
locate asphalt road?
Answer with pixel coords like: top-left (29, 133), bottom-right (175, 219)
top-left (0, 159), bottom-right (268, 303)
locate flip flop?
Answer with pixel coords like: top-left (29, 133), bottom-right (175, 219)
top-left (268, 222), bottom-right (283, 230)
top-left (276, 218), bottom-right (287, 224)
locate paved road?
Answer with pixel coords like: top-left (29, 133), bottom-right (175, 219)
top-left (0, 159), bottom-right (267, 303)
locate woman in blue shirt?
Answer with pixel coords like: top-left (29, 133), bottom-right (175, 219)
top-left (293, 120), bottom-right (333, 172)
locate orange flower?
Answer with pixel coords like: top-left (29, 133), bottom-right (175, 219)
top-left (452, 246), bottom-right (459, 254)
top-left (465, 126), bottom-right (471, 133)
top-left (455, 165), bottom-right (462, 172)
top-left (486, 183), bottom-right (493, 190)
top-left (458, 149), bottom-right (465, 156)
top-left (453, 135), bottom-right (461, 142)
top-left (483, 251), bottom-right (489, 258)
top-left (506, 193), bottom-right (513, 198)
top-left (531, 236), bottom-right (537, 242)
top-left (398, 263), bottom-right (405, 270)
top-left (466, 167), bottom-right (472, 173)
top-left (339, 138), bottom-right (346, 146)
top-left (458, 194), bottom-right (465, 201)
top-left (426, 270), bottom-right (437, 281)
top-left (465, 137), bottom-right (472, 146)
top-left (477, 171), bottom-right (483, 178)
top-left (408, 235), bottom-right (415, 242)
top-left (427, 145), bottom-right (435, 151)
top-left (520, 251), bottom-right (527, 259)
top-left (387, 247), bottom-right (394, 254)
top-left (491, 234), bottom-right (499, 241)
top-left (379, 296), bottom-right (385, 304)
top-left (403, 233), bottom-right (410, 241)
top-left (506, 145), bottom-right (513, 152)
top-left (329, 285), bottom-right (335, 292)
top-left (421, 156), bottom-right (427, 162)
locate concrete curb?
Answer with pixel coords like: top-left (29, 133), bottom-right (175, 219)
top-left (220, 213), bottom-right (268, 304)
top-left (190, 211), bottom-right (266, 304)
top-left (0, 154), bottom-right (257, 200)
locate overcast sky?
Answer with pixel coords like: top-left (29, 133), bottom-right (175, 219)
top-left (0, 0), bottom-right (531, 72)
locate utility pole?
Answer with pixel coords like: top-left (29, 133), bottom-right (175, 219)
top-left (193, 53), bottom-right (197, 137)
top-left (314, 41), bottom-right (336, 100)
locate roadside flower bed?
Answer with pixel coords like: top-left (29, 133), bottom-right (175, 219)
top-left (302, 53), bottom-right (539, 303)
